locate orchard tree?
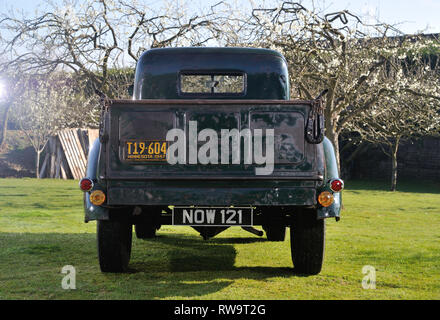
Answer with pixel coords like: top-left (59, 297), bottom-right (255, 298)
top-left (349, 96), bottom-right (440, 191)
top-left (12, 74), bottom-right (77, 177)
top-left (236, 1), bottom-right (440, 169)
top-left (0, 73), bottom-right (26, 148)
top-left (347, 52), bottom-right (440, 191)
top-left (0, 0), bottom-right (225, 97)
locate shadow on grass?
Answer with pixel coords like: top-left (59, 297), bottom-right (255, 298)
top-left (0, 231), bottom-right (308, 299)
top-left (0, 146), bottom-right (35, 178)
top-left (131, 234), bottom-right (306, 278)
top-left (210, 237), bottom-right (267, 244)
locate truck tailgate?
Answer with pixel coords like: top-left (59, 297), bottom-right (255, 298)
top-left (100, 100), bottom-right (324, 181)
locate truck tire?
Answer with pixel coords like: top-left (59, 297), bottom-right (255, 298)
top-left (97, 218), bottom-right (132, 273)
top-left (290, 209), bottom-right (325, 275)
top-left (135, 223), bottom-right (156, 239)
top-left (264, 226), bottom-right (286, 241)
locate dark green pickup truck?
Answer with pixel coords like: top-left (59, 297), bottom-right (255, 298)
top-left (81, 47), bottom-right (343, 275)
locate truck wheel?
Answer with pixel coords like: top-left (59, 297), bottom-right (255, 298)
top-left (264, 226), bottom-right (286, 241)
top-left (97, 218), bottom-right (132, 273)
top-left (290, 210), bottom-right (325, 275)
top-left (135, 223), bottom-right (156, 239)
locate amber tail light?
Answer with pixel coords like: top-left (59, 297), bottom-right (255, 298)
top-left (90, 190), bottom-right (106, 206)
top-left (318, 191), bottom-right (334, 207)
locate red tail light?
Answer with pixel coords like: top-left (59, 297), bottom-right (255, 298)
top-left (330, 179), bottom-right (344, 193)
top-left (79, 178), bottom-right (94, 192)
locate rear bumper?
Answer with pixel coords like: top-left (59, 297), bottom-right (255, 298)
top-left (106, 183), bottom-right (317, 206)
top-left (84, 180), bottom-right (342, 221)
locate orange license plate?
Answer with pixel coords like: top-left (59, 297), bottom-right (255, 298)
top-left (124, 140), bottom-right (168, 162)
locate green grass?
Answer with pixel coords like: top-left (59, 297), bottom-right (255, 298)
top-left (0, 178), bottom-right (439, 300)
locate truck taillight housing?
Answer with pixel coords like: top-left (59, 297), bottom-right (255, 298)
top-left (330, 179), bottom-right (344, 193)
top-left (90, 190), bottom-right (106, 206)
top-left (318, 191), bottom-right (334, 207)
top-left (79, 178), bottom-right (94, 192)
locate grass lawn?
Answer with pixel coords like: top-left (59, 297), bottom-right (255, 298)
top-left (0, 178), bottom-right (439, 300)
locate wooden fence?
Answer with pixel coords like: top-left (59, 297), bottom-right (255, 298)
top-left (39, 129), bottom-right (99, 180)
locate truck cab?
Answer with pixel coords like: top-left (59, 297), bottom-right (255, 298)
top-left (81, 47), bottom-right (343, 275)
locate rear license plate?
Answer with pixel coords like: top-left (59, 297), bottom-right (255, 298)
top-left (124, 140), bottom-right (168, 162)
top-left (172, 207), bottom-right (253, 226)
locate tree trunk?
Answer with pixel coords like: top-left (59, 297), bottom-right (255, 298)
top-left (36, 150), bottom-right (41, 179)
top-left (0, 104), bottom-right (11, 148)
top-left (390, 138), bottom-right (400, 192)
top-left (325, 117), bottom-right (341, 173)
top-left (324, 96), bottom-right (341, 173)
top-left (328, 131), bottom-right (340, 171)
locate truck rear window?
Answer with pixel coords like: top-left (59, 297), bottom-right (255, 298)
top-left (180, 73), bottom-right (245, 95)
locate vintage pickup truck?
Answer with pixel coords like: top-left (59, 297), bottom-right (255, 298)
top-left (80, 47), bottom-right (343, 275)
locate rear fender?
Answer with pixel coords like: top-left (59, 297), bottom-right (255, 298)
top-left (84, 138), bottom-right (109, 222)
top-left (317, 137), bottom-right (342, 219)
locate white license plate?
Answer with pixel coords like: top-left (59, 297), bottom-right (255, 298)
top-left (172, 207), bottom-right (253, 226)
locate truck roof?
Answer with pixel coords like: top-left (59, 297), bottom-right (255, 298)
top-left (142, 47), bottom-right (287, 57)
top-left (133, 47), bottom-right (290, 100)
